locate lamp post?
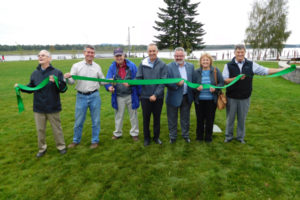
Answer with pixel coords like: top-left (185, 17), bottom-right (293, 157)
top-left (128, 26), bottom-right (135, 57)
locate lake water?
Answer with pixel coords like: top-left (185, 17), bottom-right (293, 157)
top-left (1, 48), bottom-right (299, 62)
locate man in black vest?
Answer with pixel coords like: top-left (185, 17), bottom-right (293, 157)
top-left (222, 44), bottom-right (286, 143)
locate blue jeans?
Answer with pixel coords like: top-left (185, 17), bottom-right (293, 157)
top-left (73, 91), bottom-right (101, 144)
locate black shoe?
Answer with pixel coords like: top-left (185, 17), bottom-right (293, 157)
top-left (59, 148), bottom-right (67, 155)
top-left (184, 138), bottom-right (191, 143)
top-left (205, 140), bottom-right (212, 143)
top-left (144, 140), bottom-right (150, 146)
top-left (224, 138), bottom-right (233, 143)
top-left (237, 139), bottom-right (246, 144)
top-left (154, 138), bottom-right (162, 145)
top-left (36, 150), bottom-right (47, 158)
top-left (169, 139), bottom-right (176, 144)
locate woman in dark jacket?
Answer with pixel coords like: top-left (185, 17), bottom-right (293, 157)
top-left (193, 53), bottom-right (224, 142)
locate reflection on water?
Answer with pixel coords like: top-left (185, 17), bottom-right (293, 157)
top-left (2, 48), bottom-right (299, 62)
top-left (2, 53), bottom-right (113, 62)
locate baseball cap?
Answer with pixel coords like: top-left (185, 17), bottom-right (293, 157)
top-left (114, 48), bottom-right (123, 56)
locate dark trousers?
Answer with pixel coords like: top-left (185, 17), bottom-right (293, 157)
top-left (195, 100), bottom-right (217, 141)
top-left (141, 98), bottom-right (164, 141)
top-left (167, 95), bottom-right (191, 139)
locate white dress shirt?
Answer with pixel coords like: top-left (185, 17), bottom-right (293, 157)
top-left (67, 60), bottom-right (105, 93)
top-left (177, 62), bottom-right (188, 95)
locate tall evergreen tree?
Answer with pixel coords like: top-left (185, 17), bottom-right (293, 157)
top-left (153, 0), bottom-right (205, 54)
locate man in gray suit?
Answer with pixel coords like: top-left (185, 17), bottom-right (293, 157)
top-left (166, 47), bottom-right (194, 143)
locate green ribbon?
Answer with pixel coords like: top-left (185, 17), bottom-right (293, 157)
top-left (71, 64), bottom-right (296, 89)
top-left (15, 65), bottom-right (296, 113)
top-left (260, 64), bottom-right (296, 78)
top-left (71, 74), bottom-right (244, 89)
top-left (15, 76), bottom-right (61, 113)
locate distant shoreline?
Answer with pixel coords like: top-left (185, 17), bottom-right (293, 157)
top-left (1, 44), bottom-right (300, 55)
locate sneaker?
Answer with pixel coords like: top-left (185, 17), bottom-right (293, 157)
top-left (59, 148), bottom-right (67, 155)
top-left (36, 150), bottom-right (47, 158)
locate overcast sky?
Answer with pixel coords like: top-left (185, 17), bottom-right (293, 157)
top-left (0, 0), bottom-right (299, 46)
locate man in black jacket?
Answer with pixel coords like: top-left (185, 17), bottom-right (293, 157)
top-left (15, 50), bottom-right (67, 157)
top-left (136, 44), bottom-right (167, 146)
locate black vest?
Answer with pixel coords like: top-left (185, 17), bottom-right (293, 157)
top-left (226, 58), bottom-right (254, 99)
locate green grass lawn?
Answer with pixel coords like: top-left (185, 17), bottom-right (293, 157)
top-left (0, 58), bottom-right (299, 200)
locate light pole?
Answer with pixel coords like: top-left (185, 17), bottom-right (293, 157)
top-left (128, 26), bottom-right (135, 57)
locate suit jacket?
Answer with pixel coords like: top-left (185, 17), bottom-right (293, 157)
top-left (166, 61), bottom-right (194, 107)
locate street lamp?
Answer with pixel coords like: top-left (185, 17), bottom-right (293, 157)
top-left (128, 26), bottom-right (135, 57)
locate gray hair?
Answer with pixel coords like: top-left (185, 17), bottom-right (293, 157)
top-left (174, 47), bottom-right (186, 55)
top-left (147, 43), bottom-right (158, 51)
top-left (84, 45), bottom-right (95, 51)
top-left (39, 50), bottom-right (51, 58)
top-left (234, 44), bottom-right (246, 52)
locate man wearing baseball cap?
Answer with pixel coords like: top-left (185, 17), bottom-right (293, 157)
top-left (105, 48), bottom-right (141, 141)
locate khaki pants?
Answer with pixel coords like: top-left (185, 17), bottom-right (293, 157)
top-left (113, 95), bottom-right (139, 137)
top-left (34, 112), bottom-right (66, 153)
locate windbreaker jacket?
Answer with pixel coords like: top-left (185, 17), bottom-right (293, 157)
top-left (136, 57), bottom-right (167, 99)
top-left (105, 59), bottom-right (141, 110)
top-left (22, 64), bottom-right (67, 113)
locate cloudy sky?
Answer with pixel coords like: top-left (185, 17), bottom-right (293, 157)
top-left (0, 0), bottom-right (299, 45)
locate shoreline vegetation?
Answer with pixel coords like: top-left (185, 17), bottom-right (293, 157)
top-left (1, 44), bottom-right (300, 55)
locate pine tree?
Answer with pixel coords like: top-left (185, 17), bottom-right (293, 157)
top-left (153, 0), bottom-right (205, 54)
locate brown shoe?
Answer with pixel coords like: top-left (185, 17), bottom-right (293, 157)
top-left (68, 142), bottom-right (78, 148)
top-left (132, 136), bottom-right (139, 141)
top-left (90, 143), bottom-right (99, 149)
top-left (112, 135), bottom-right (121, 140)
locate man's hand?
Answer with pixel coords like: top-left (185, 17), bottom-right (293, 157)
top-left (240, 75), bottom-right (246, 80)
top-left (49, 75), bottom-right (54, 82)
top-left (176, 80), bottom-right (184, 87)
top-left (14, 83), bottom-right (18, 88)
top-left (108, 86), bottom-right (115, 93)
top-left (149, 95), bottom-right (157, 102)
top-left (197, 85), bottom-right (203, 91)
top-left (210, 87), bottom-right (215, 93)
top-left (122, 83), bottom-right (130, 87)
top-left (64, 72), bottom-right (71, 79)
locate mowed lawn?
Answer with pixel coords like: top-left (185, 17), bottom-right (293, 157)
top-left (0, 58), bottom-right (299, 200)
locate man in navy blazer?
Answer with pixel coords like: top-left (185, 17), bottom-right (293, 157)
top-left (166, 47), bottom-right (194, 143)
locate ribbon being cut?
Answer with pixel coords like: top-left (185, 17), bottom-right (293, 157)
top-left (15, 64), bottom-right (296, 113)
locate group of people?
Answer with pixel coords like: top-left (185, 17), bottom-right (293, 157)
top-left (16, 44), bottom-right (286, 158)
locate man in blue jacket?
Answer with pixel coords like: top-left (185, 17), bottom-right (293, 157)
top-left (105, 48), bottom-right (140, 141)
top-left (166, 47), bottom-right (194, 143)
top-left (15, 50), bottom-right (67, 158)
